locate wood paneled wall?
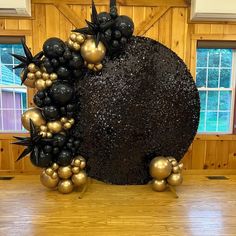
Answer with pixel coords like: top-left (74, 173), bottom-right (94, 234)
top-left (1, 0), bottom-right (236, 173)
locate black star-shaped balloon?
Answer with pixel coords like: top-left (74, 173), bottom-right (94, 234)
top-left (12, 120), bottom-right (49, 162)
top-left (73, 0), bottom-right (115, 47)
top-left (11, 39), bottom-right (44, 84)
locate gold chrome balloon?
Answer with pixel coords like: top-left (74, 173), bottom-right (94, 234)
top-left (72, 166), bottom-right (80, 174)
top-left (171, 160), bottom-right (178, 167)
top-left (67, 39), bottom-right (74, 48)
top-left (40, 170), bottom-right (59, 189)
top-left (95, 63), bottom-right (103, 71)
top-left (20, 70), bottom-right (35, 88)
top-left (39, 131), bottom-right (47, 138)
top-left (151, 179), bottom-right (167, 192)
top-left (21, 108), bottom-right (46, 130)
top-left (51, 163), bottom-right (59, 171)
top-left (27, 72), bottom-right (35, 80)
top-left (63, 122), bottom-right (72, 129)
top-left (35, 79), bottom-right (46, 91)
top-left (58, 179), bottom-right (74, 194)
top-left (46, 132), bottom-right (53, 138)
top-left (167, 173), bottom-right (183, 186)
top-left (45, 79), bottom-right (53, 87)
top-left (60, 117), bottom-right (68, 123)
top-left (40, 125), bottom-right (48, 132)
top-left (50, 73), bottom-right (58, 81)
top-left (47, 121), bottom-right (62, 133)
top-left (70, 33), bottom-right (77, 41)
top-left (172, 165), bottom-right (180, 174)
top-left (58, 166), bottom-right (73, 179)
top-left (80, 38), bottom-right (106, 64)
top-left (45, 167), bottom-right (54, 176)
top-left (87, 64), bottom-right (94, 70)
top-left (28, 63), bottom-right (38, 73)
top-left (35, 70), bottom-right (42, 79)
top-left (73, 42), bottom-right (80, 51)
top-left (149, 157), bottom-right (172, 180)
top-left (51, 172), bottom-right (58, 179)
top-left (76, 34), bottom-right (85, 44)
top-left (68, 118), bottom-right (75, 125)
top-left (72, 170), bottom-right (87, 186)
top-left (178, 163), bottom-right (184, 171)
top-left (72, 156), bottom-right (86, 168)
top-left (42, 72), bottom-right (50, 80)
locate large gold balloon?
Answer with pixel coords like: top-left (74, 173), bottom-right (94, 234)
top-left (35, 78), bottom-right (46, 91)
top-left (167, 173), bottom-right (183, 186)
top-left (47, 121), bottom-right (62, 133)
top-left (40, 170), bottom-right (59, 189)
top-left (58, 166), bottom-right (72, 179)
top-left (58, 179), bottom-right (74, 194)
top-left (21, 108), bottom-right (46, 130)
top-left (80, 38), bottom-right (106, 64)
top-left (151, 179), bottom-right (167, 192)
top-left (149, 157), bottom-right (172, 180)
top-left (72, 170), bottom-right (87, 186)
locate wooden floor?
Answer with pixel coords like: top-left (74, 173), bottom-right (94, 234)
top-left (1, 173), bottom-right (236, 236)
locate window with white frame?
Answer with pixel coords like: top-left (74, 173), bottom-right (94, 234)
top-left (196, 44), bottom-right (235, 133)
top-left (0, 38), bottom-right (27, 132)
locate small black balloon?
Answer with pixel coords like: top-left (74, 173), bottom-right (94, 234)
top-left (57, 66), bottom-right (70, 78)
top-left (53, 147), bottom-right (60, 155)
top-left (43, 37), bottom-right (65, 58)
top-left (43, 106), bottom-right (59, 120)
top-left (53, 134), bottom-right (66, 147)
top-left (44, 96), bottom-right (52, 105)
top-left (33, 96), bottom-right (44, 107)
top-left (51, 58), bottom-right (59, 68)
top-left (44, 145), bottom-right (53, 153)
top-left (105, 29), bottom-right (112, 41)
top-left (115, 15), bottom-right (134, 38)
top-left (30, 149), bottom-right (53, 168)
top-left (114, 30), bottom-right (122, 39)
top-left (120, 37), bottom-right (127, 45)
top-left (50, 82), bottom-right (74, 106)
top-left (56, 150), bottom-right (72, 166)
top-left (112, 40), bottom-right (119, 48)
top-left (63, 50), bottom-right (72, 60)
top-left (37, 91), bottom-right (45, 99)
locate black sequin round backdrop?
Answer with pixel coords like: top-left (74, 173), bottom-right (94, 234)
top-left (73, 36), bottom-right (200, 185)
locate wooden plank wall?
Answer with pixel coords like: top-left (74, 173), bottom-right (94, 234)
top-left (1, 0), bottom-right (236, 173)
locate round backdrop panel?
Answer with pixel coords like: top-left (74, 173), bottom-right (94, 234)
top-left (73, 36), bottom-right (200, 185)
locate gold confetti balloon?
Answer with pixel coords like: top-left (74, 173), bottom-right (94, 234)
top-left (80, 38), bottom-right (106, 64)
top-left (21, 108), bottom-right (46, 130)
top-left (58, 166), bottom-right (73, 179)
top-left (167, 173), bottom-right (183, 186)
top-left (58, 179), bottom-right (74, 194)
top-left (149, 157), bottom-right (172, 180)
top-left (72, 170), bottom-right (87, 186)
top-left (40, 170), bottom-right (59, 189)
top-left (151, 179), bottom-right (167, 192)
top-left (47, 121), bottom-right (62, 133)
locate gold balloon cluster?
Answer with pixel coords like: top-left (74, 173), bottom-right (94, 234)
top-left (67, 32), bottom-right (85, 51)
top-left (21, 64), bottom-right (57, 90)
top-left (40, 156), bottom-right (87, 194)
top-left (149, 156), bottom-right (184, 192)
top-left (39, 117), bottom-right (75, 137)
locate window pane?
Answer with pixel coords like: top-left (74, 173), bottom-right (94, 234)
top-left (206, 112), bottom-right (217, 132)
top-left (218, 112), bottom-right (230, 132)
top-left (219, 91), bottom-right (231, 111)
top-left (199, 91), bottom-right (206, 111)
top-left (196, 68), bottom-right (206, 87)
top-left (220, 69), bottom-right (231, 88)
top-left (0, 45), bottom-right (13, 64)
top-left (207, 91), bottom-right (219, 110)
top-left (198, 111), bottom-right (206, 132)
top-left (221, 49), bottom-right (232, 67)
top-left (0, 42), bottom-right (26, 132)
top-left (209, 49), bottom-right (220, 67)
top-left (197, 49), bottom-right (208, 67)
top-left (208, 68), bottom-right (219, 88)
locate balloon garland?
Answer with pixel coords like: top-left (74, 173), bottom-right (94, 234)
top-left (12, 0), bottom-right (190, 195)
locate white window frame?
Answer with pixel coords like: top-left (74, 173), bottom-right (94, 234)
top-left (197, 49), bottom-right (236, 134)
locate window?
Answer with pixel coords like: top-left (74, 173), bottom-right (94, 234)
top-left (196, 44), bottom-right (236, 134)
top-left (0, 38), bottom-right (27, 132)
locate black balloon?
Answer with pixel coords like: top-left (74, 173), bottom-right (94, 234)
top-left (43, 106), bottom-right (59, 120)
top-left (30, 149), bottom-right (53, 168)
top-left (44, 145), bottom-right (53, 153)
top-left (97, 12), bottom-right (112, 24)
top-left (50, 82), bottom-right (74, 106)
top-left (115, 16), bottom-right (134, 38)
top-left (56, 150), bottom-right (72, 166)
top-left (53, 134), bottom-right (66, 147)
top-left (57, 66), bottom-right (70, 78)
top-left (43, 37), bottom-right (65, 58)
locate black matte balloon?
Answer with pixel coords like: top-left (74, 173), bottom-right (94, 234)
top-left (74, 36), bottom-right (200, 185)
top-left (30, 149), bottom-right (53, 168)
top-left (53, 134), bottom-right (66, 147)
top-left (98, 12), bottom-right (112, 24)
top-left (115, 15), bottom-right (134, 38)
top-left (56, 150), bottom-right (72, 166)
top-left (43, 37), bottom-right (65, 58)
top-left (43, 106), bottom-right (59, 120)
top-left (50, 82), bottom-right (74, 106)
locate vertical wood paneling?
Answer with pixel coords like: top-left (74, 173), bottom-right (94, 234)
top-left (2, 2), bottom-right (236, 172)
